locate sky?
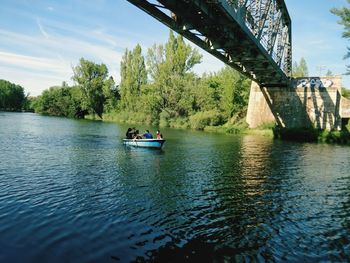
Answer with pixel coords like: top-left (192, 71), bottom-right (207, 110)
top-left (0, 0), bottom-right (349, 96)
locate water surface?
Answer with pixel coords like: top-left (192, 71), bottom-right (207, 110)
top-left (1, 112), bottom-right (350, 262)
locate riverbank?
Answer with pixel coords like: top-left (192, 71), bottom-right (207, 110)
top-left (86, 111), bottom-right (350, 145)
top-left (274, 127), bottom-right (350, 145)
top-left (86, 111), bottom-right (274, 138)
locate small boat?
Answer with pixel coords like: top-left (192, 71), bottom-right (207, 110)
top-left (123, 138), bottom-right (166, 149)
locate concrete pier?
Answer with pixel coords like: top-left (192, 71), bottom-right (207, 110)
top-left (246, 76), bottom-right (349, 131)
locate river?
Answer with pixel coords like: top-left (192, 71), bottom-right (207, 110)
top-left (0, 112), bottom-right (349, 262)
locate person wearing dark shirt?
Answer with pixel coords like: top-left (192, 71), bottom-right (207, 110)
top-left (134, 130), bottom-right (142, 139)
top-left (143, 130), bottom-right (153, 139)
top-left (126, 128), bottom-right (133, 139)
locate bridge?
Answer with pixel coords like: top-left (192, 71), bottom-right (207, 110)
top-left (127, 0), bottom-right (292, 87)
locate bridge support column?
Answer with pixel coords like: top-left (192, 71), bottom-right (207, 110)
top-left (246, 76), bottom-right (343, 131)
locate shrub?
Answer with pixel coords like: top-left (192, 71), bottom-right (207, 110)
top-left (189, 110), bottom-right (224, 130)
top-left (169, 117), bottom-right (189, 129)
top-left (159, 110), bottom-right (171, 127)
top-left (103, 110), bottom-right (152, 124)
top-left (256, 122), bottom-right (277, 130)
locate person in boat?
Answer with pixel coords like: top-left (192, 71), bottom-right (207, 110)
top-left (156, 130), bottom-right (163, 139)
top-left (143, 130), bottom-right (153, 139)
top-left (126, 128), bottom-right (133, 139)
top-left (133, 129), bottom-right (142, 139)
top-left (126, 127), bottom-right (136, 139)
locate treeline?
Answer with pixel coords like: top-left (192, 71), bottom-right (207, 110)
top-left (0, 79), bottom-right (28, 111)
top-left (31, 31), bottom-right (252, 130)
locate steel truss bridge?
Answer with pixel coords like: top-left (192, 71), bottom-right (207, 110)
top-left (127, 0), bottom-right (292, 87)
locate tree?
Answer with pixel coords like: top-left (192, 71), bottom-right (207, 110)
top-left (217, 66), bottom-right (251, 120)
top-left (342, 88), bottom-right (350, 99)
top-left (103, 76), bottom-right (119, 112)
top-left (293, 57), bottom-right (309, 77)
top-left (116, 30), bottom-right (252, 128)
top-left (192, 73), bottom-right (221, 112)
top-left (148, 31), bottom-right (202, 117)
top-left (72, 58), bottom-right (112, 118)
top-left (331, 2), bottom-right (350, 74)
top-left (0, 79), bottom-right (26, 111)
top-left (119, 44), bottom-right (147, 111)
top-left (31, 85), bottom-right (87, 118)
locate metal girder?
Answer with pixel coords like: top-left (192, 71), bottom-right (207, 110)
top-left (127, 0), bottom-right (292, 87)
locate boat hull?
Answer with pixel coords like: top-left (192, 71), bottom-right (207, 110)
top-left (123, 139), bottom-right (165, 149)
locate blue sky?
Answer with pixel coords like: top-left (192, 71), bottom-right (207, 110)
top-left (0, 0), bottom-right (349, 95)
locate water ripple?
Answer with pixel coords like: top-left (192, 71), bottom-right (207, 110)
top-left (1, 113), bottom-right (350, 262)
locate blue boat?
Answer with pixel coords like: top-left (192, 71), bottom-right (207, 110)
top-left (123, 139), bottom-right (165, 149)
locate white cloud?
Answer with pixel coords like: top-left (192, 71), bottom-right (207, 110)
top-left (0, 51), bottom-right (70, 74)
top-left (0, 18), bottom-right (128, 95)
top-left (0, 64), bottom-right (71, 96)
top-left (36, 18), bottom-right (49, 39)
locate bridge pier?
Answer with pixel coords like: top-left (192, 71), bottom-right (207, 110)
top-left (246, 76), bottom-right (344, 131)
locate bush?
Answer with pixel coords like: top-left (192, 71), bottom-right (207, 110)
top-left (319, 130), bottom-right (350, 144)
top-left (159, 110), bottom-right (171, 127)
top-left (256, 122), bottom-right (276, 130)
top-left (189, 110), bottom-right (224, 130)
top-left (169, 117), bottom-right (189, 129)
top-left (103, 110), bottom-right (152, 124)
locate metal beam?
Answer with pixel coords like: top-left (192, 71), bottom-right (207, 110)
top-left (127, 0), bottom-right (292, 87)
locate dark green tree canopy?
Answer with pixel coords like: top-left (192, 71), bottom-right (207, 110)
top-left (31, 85), bottom-right (87, 118)
top-left (0, 79), bottom-right (26, 111)
top-left (72, 58), bottom-right (114, 118)
top-left (146, 31), bottom-right (202, 116)
top-left (119, 44), bottom-right (147, 111)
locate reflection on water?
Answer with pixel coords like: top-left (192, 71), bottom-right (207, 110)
top-left (1, 112), bottom-right (350, 262)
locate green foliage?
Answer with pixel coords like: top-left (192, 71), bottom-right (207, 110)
top-left (103, 77), bottom-right (119, 113)
top-left (272, 125), bottom-right (350, 145)
top-left (292, 57), bottom-right (309, 77)
top-left (168, 117), bottom-right (189, 129)
top-left (331, 3), bottom-right (350, 74)
top-left (31, 85), bottom-right (87, 118)
top-left (318, 130), bottom-right (350, 144)
top-left (256, 121), bottom-right (276, 130)
top-left (159, 110), bottom-right (171, 127)
top-left (189, 110), bottom-right (224, 130)
top-left (120, 44), bottom-right (147, 111)
top-left (73, 58), bottom-right (115, 118)
top-left (217, 66), bottom-right (251, 119)
top-left (0, 79), bottom-right (26, 111)
top-left (192, 67), bottom-right (251, 124)
top-left (342, 88), bottom-right (350, 98)
top-left (103, 110), bottom-right (152, 125)
top-left (115, 31), bottom-right (251, 130)
top-left (147, 31), bottom-right (202, 117)
top-left (192, 73), bottom-right (221, 112)
top-left (28, 30), bottom-right (252, 132)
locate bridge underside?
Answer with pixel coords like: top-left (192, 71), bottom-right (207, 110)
top-left (127, 0), bottom-right (292, 87)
